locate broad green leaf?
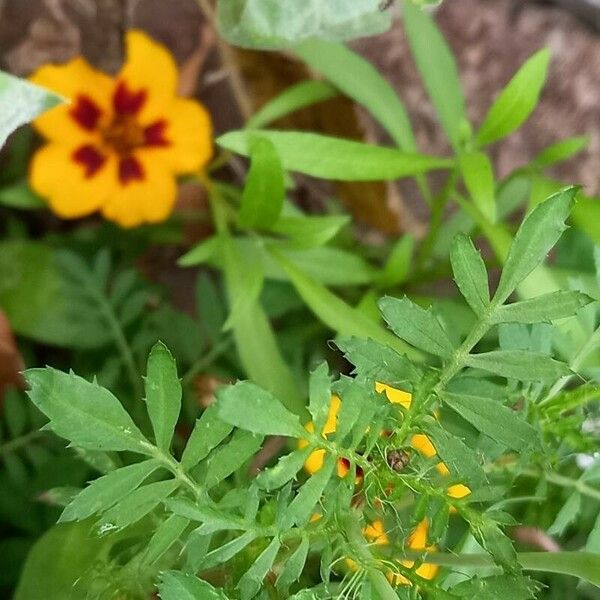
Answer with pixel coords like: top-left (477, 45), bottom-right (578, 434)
top-left (97, 479), bottom-right (180, 533)
top-left (158, 571), bottom-right (228, 600)
top-left (255, 447), bottom-right (313, 491)
top-left (295, 40), bottom-right (416, 152)
top-left (494, 187), bottom-right (576, 304)
top-left (145, 342), bottom-right (181, 452)
top-left (493, 291), bottom-right (592, 324)
top-left (281, 455), bottom-right (336, 527)
top-left (217, 381), bottom-right (305, 437)
top-left (450, 575), bottom-right (538, 599)
top-left (426, 423), bottom-right (486, 488)
top-left (13, 521), bottom-right (112, 600)
top-left (217, 0), bottom-right (391, 49)
top-left (532, 136), bottom-right (588, 169)
top-left (203, 531), bottom-right (257, 569)
top-left (181, 404), bottom-right (233, 470)
top-left (379, 296), bottom-right (454, 357)
top-left (465, 350), bottom-right (570, 380)
top-left (270, 215), bottom-right (349, 249)
top-left (472, 520), bottom-right (517, 570)
top-left (222, 236), bottom-right (303, 415)
top-left (274, 251), bottom-right (419, 358)
top-left (166, 497), bottom-right (245, 532)
top-left (276, 536), bottom-right (310, 591)
top-left (380, 235), bottom-right (414, 287)
top-left (144, 514), bottom-right (189, 565)
top-left (246, 80), bottom-right (337, 129)
top-left (476, 49), bottom-right (550, 146)
top-left (239, 137), bottom-right (284, 229)
top-left (402, 0), bottom-right (466, 150)
top-left (459, 152), bottom-right (496, 223)
top-left (204, 430), bottom-right (264, 488)
top-left (60, 459), bottom-right (161, 522)
top-left (0, 180), bottom-right (45, 210)
top-left (442, 392), bottom-right (537, 451)
top-left (450, 234), bottom-right (490, 316)
top-left (308, 363), bottom-right (332, 434)
top-left (0, 70), bottom-right (63, 149)
top-left (218, 130), bottom-right (452, 181)
top-left (548, 492), bottom-right (581, 537)
top-left (238, 537), bottom-right (281, 599)
top-left (25, 369), bottom-right (149, 454)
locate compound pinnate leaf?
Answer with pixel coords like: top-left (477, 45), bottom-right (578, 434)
top-left (25, 368), bottom-right (149, 454)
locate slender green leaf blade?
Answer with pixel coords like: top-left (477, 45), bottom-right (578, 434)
top-left (60, 459), bottom-right (161, 522)
top-left (465, 350), bottom-right (570, 380)
top-left (218, 130), bottom-right (452, 181)
top-left (203, 531), bottom-right (257, 570)
top-left (158, 571), bottom-right (228, 600)
top-left (379, 296), bottom-right (454, 357)
top-left (460, 152), bottom-right (496, 223)
top-left (477, 49), bottom-right (550, 146)
top-left (442, 392), bottom-right (537, 451)
top-left (402, 0), bottom-right (466, 150)
top-left (217, 381), bottom-right (305, 438)
top-left (532, 136), bottom-right (588, 169)
top-left (25, 369), bottom-right (149, 454)
top-left (276, 536), bottom-right (310, 591)
top-left (493, 291), bottom-right (593, 324)
top-left (144, 514), bottom-right (189, 565)
top-left (494, 187), bottom-right (576, 303)
top-left (238, 537), bottom-right (281, 599)
top-left (145, 342), bottom-right (181, 452)
top-left (165, 497), bottom-right (245, 533)
top-left (308, 363), bottom-right (332, 434)
top-left (450, 234), bottom-right (490, 315)
top-left (256, 447), bottom-right (313, 491)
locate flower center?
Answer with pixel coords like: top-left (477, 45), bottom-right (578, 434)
top-left (101, 114), bottom-right (146, 157)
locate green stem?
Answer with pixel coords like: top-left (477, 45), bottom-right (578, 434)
top-left (182, 338), bottom-right (234, 386)
top-left (0, 430), bottom-right (44, 456)
top-left (519, 467), bottom-right (600, 502)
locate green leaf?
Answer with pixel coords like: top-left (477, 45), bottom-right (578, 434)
top-left (426, 423), bottom-right (486, 488)
top-left (60, 459), bottom-right (161, 522)
top-left (460, 152), bottom-right (496, 223)
top-left (218, 130), bottom-right (452, 181)
top-left (145, 342), bottom-right (181, 452)
top-left (217, 0), bottom-right (391, 50)
top-left (295, 40), bottom-right (416, 152)
top-left (274, 251), bottom-right (419, 358)
top-left (204, 430), bottom-right (264, 489)
top-left (247, 80), bottom-right (337, 129)
top-left (239, 137), bottom-right (285, 229)
top-left (217, 381), bottom-right (305, 437)
top-left (494, 187), bottom-right (576, 304)
top-left (493, 291), bottom-right (593, 324)
top-left (472, 520), bottom-right (518, 570)
top-left (531, 136), bottom-right (588, 169)
top-left (144, 514), bottom-right (189, 565)
top-left (238, 537), bottom-right (281, 599)
top-left (401, 0), bottom-right (466, 150)
top-left (166, 497), bottom-right (245, 533)
top-left (0, 180), bottom-right (45, 210)
top-left (465, 350), bottom-right (570, 380)
top-left (255, 447), bottom-right (313, 491)
top-left (380, 235), bottom-right (414, 287)
top-left (181, 404), bottom-right (233, 470)
top-left (281, 455), bottom-right (336, 527)
top-left (178, 236), bottom-right (221, 267)
top-left (25, 369), bottom-right (149, 454)
top-left (270, 215), bottom-right (349, 249)
top-left (572, 194), bottom-right (600, 244)
top-left (158, 571), bottom-right (228, 600)
top-left (548, 492), bottom-right (581, 537)
top-left (97, 479), bottom-right (180, 533)
top-left (450, 234), bottom-right (490, 316)
top-left (379, 296), bottom-right (454, 357)
top-left (476, 49), bottom-right (550, 146)
top-left (203, 531), bottom-right (257, 569)
top-left (0, 70), bottom-right (63, 149)
top-left (276, 536), bottom-right (310, 591)
top-left (450, 575), bottom-right (538, 599)
top-left (442, 392), bottom-right (537, 451)
top-left (308, 363), bottom-right (332, 434)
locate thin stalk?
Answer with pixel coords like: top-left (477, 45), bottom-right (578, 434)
top-left (0, 430), bottom-right (44, 456)
top-left (182, 338), bottom-right (233, 386)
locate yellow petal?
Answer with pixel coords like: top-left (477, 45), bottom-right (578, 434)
top-left (447, 483), bottom-right (471, 499)
top-left (117, 30), bottom-right (178, 123)
top-left (303, 448), bottom-right (326, 475)
top-left (408, 519), bottom-right (429, 549)
top-left (157, 98), bottom-right (213, 173)
top-left (29, 58), bottom-right (113, 143)
top-left (375, 382), bottom-right (412, 409)
top-left (29, 143), bottom-right (115, 218)
top-left (101, 152), bottom-right (176, 227)
top-left (363, 520), bottom-right (389, 545)
top-left (410, 433), bottom-right (437, 458)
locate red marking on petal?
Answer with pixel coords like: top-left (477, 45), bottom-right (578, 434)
top-left (338, 458), bottom-right (364, 478)
top-left (113, 80), bottom-right (147, 116)
top-left (119, 156), bottom-right (144, 185)
top-left (144, 120), bottom-right (170, 147)
top-left (70, 95), bottom-right (102, 131)
top-left (72, 144), bottom-right (107, 178)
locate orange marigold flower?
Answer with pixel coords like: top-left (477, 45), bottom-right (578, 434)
top-left (29, 30), bottom-right (213, 227)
